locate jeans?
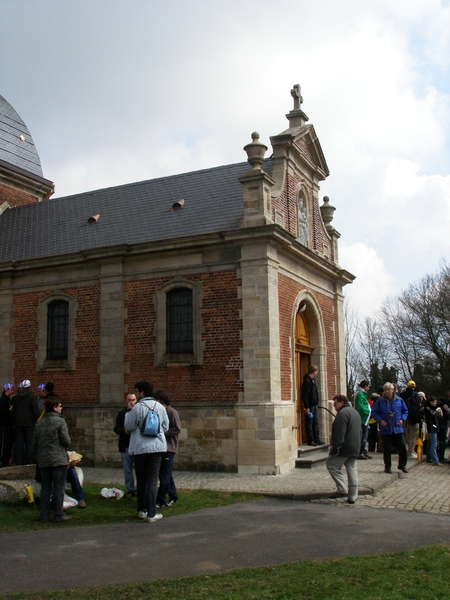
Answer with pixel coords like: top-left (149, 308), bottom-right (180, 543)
top-left (40, 465), bottom-right (67, 521)
top-left (382, 433), bottom-right (407, 470)
top-left (156, 451), bottom-right (178, 505)
top-left (134, 452), bottom-right (162, 518)
top-left (326, 455), bottom-right (358, 502)
top-left (427, 431), bottom-right (439, 465)
top-left (305, 405), bottom-right (320, 444)
top-left (120, 451), bottom-right (136, 492)
top-left (12, 426), bottom-right (35, 465)
top-left (66, 466), bottom-right (84, 501)
top-left (360, 424), bottom-right (369, 455)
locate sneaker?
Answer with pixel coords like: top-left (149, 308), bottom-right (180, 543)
top-left (77, 500), bottom-right (86, 509)
top-left (145, 513), bottom-right (163, 523)
top-left (166, 499), bottom-right (177, 507)
top-left (347, 499), bottom-right (356, 504)
top-left (358, 454), bottom-right (368, 460)
top-left (138, 511), bottom-right (148, 519)
top-left (409, 451), bottom-right (418, 458)
top-left (155, 503), bottom-right (165, 509)
top-left (55, 515), bottom-right (72, 523)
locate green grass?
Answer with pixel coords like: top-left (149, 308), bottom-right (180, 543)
top-left (0, 485), bottom-right (261, 533)
top-left (0, 545), bottom-right (449, 599)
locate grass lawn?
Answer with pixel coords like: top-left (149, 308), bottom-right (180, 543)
top-left (0, 485), bottom-right (261, 533)
top-left (0, 545), bottom-right (448, 599)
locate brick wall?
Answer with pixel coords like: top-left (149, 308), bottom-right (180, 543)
top-left (12, 286), bottom-right (101, 403)
top-left (124, 269), bottom-right (243, 403)
top-left (271, 172), bottom-right (331, 258)
top-left (0, 183), bottom-right (39, 207)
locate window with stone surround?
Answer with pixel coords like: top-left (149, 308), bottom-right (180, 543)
top-left (154, 279), bottom-right (203, 365)
top-left (37, 293), bottom-right (77, 371)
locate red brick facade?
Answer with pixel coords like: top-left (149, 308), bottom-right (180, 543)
top-left (124, 270), bottom-right (242, 403)
top-left (12, 286), bottom-right (101, 403)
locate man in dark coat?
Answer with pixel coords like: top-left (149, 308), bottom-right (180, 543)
top-left (301, 364), bottom-right (322, 446)
top-left (326, 394), bottom-right (361, 504)
top-left (114, 392), bottom-right (137, 497)
top-left (11, 379), bottom-right (40, 465)
top-left (0, 383), bottom-right (15, 468)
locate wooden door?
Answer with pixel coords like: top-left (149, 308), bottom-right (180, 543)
top-left (295, 311), bottom-right (314, 446)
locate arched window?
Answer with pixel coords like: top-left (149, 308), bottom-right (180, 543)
top-left (47, 300), bottom-right (69, 359)
top-left (166, 288), bottom-right (193, 354)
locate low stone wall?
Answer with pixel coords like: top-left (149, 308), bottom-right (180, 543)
top-left (0, 465), bottom-right (36, 503)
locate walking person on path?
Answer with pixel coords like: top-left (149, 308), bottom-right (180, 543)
top-left (326, 394), bottom-right (361, 504)
top-left (354, 380), bottom-right (372, 459)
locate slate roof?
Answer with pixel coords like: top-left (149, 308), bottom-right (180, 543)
top-left (0, 96), bottom-right (44, 178)
top-left (0, 159), bottom-right (272, 263)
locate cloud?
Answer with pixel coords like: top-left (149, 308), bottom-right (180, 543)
top-left (340, 242), bottom-right (394, 316)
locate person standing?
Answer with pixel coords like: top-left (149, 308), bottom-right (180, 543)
top-left (155, 390), bottom-right (181, 508)
top-left (326, 394), bottom-right (361, 504)
top-left (301, 364), bottom-right (322, 446)
top-left (0, 384), bottom-right (15, 468)
top-left (34, 397), bottom-right (72, 523)
top-left (354, 380), bottom-right (372, 459)
top-left (125, 381), bottom-right (169, 523)
top-left (399, 380), bottom-right (422, 458)
top-left (11, 380), bottom-right (40, 465)
top-left (114, 392), bottom-right (137, 497)
top-left (423, 396), bottom-right (444, 467)
top-left (371, 382), bottom-right (409, 474)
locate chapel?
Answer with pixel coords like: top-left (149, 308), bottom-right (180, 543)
top-left (0, 87), bottom-right (354, 473)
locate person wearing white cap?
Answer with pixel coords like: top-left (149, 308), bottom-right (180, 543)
top-left (11, 380), bottom-right (40, 465)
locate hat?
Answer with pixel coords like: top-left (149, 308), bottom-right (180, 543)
top-left (22, 379), bottom-right (31, 388)
top-left (3, 383), bottom-right (14, 391)
top-left (417, 391), bottom-right (426, 399)
top-left (37, 384), bottom-right (46, 391)
top-left (407, 380), bottom-right (416, 387)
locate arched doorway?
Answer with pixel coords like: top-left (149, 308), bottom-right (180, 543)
top-left (295, 310), bottom-right (314, 446)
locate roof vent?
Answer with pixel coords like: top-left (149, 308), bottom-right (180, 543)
top-left (87, 213), bottom-right (100, 224)
top-left (171, 199), bottom-right (185, 211)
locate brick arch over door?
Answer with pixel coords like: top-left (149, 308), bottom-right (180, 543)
top-left (292, 291), bottom-right (327, 445)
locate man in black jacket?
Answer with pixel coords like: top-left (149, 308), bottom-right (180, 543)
top-left (400, 380), bottom-right (422, 458)
top-left (301, 364), bottom-right (322, 446)
top-left (11, 380), bottom-right (40, 465)
top-left (114, 392), bottom-right (137, 497)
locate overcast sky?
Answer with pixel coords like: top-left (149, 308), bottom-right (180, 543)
top-left (2, 0), bottom-right (449, 317)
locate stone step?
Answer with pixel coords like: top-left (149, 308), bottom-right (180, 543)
top-left (295, 444), bottom-right (330, 469)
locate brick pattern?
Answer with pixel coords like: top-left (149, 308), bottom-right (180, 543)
top-left (0, 183), bottom-right (39, 207)
top-left (124, 270), bottom-right (242, 402)
top-left (271, 173), bottom-right (331, 258)
top-left (278, 273), bottom-right (337, 402)
top-left (12, 286), bottom-right (101, 403)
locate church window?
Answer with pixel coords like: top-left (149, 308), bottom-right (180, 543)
top-left (37, 293), bottom-right (77, 371)
top-left (154, 280), bottom-right (203, 365)
top-left (166, 288), bottom-right (193, 354)
top-left (47, 300), bottom-right (69, 359)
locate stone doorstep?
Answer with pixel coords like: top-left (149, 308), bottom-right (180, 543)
top-left (295, 444), bottom-right (330, 469)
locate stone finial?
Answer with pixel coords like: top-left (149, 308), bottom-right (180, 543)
top-left (291, 84), bottom-right (303, 110)
top-left (320, 196), bottom-right (336, 226)
top-left (243, 132), bottom-right (267, 170)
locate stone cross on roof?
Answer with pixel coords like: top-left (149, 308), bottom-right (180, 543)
top-left (290, 84), bottom-right (303, 110)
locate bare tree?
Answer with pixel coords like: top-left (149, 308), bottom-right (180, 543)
top-left (344, 299), bottom-right (360, 400)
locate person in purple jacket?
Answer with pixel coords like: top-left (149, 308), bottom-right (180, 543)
top-left (371, 382), bottom-right (409, 474)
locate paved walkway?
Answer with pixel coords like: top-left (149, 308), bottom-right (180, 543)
top-left (84, 453), bottom-right (450, 515)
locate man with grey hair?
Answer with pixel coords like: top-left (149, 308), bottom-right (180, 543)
top-left (371, 382), bottom-right (409, 474)
top-left (326, 394), bottom-right (361, 504)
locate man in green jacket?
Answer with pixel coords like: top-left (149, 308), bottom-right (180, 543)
top-left (34, 397), bottom-right (71, 523)
top-left (354, 380), bottom-right (372, 459)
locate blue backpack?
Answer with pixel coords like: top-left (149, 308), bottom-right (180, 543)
top-left (140, 400), bottom-right (160, 437)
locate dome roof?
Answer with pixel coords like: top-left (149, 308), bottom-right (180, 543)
top-left (0, 95), bottom-right (44, 178)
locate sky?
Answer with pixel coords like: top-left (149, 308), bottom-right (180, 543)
top-left (2, 0), bottom-right (449, 317)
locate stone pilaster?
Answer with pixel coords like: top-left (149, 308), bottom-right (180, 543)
top-left (98, 260), bottom-right (125, 405)
top-left (237, 243), bottom-right (296, 474)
